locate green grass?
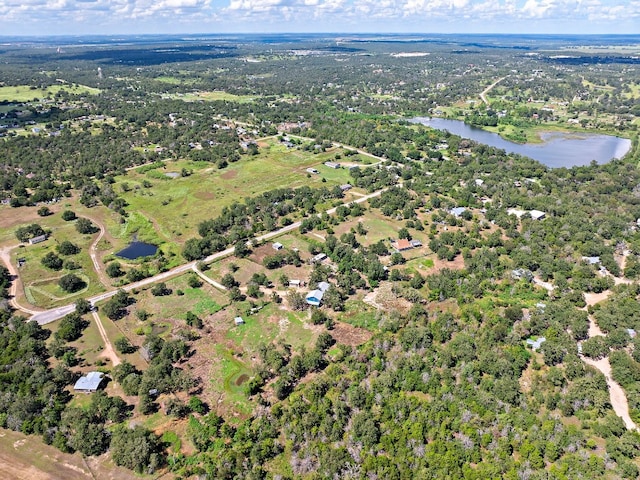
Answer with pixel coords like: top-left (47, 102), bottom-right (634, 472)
top-left (338, 300), bottom-right (379, 330)
top-left (12, 219), bottom-right (106, 308)
top-left (117, 142), bottom-right (353, 244)
top-left (216, 346), bottom-right (253, 416)
top-left (0, 84), bottom-right (100, 102)
top-left (163, 91), bottom-right (256, 103)
top-left (226, 304), bottom-right (315, 353)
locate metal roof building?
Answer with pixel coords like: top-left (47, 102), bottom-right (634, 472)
top-left (73, 371), bottom-right (105, 393)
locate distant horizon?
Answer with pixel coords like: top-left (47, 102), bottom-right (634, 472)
top-left (1, 32), bottom-right (640, 38)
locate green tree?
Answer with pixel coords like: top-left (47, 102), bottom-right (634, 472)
top-left (110, 425), bottom-right (164, 473)
top-left (61, 210), bottom-right (77, 221)
top-left (58, 274), bottom-right (86, 293)
top-left (76, 217), bottom-right (98, 234)
top-left (106, 261), bottom-right (124, 278)
top-left (57, 240), bottom-right (80, 255)
top-left (41, 251), bottom-right (63, 270)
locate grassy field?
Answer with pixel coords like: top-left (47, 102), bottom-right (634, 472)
top-left (162, 90), bottom-right (256, 103)
top-left (117, 141), bottom-right (354, 244)
top-left (11, 217), bottom-right (106, 308)
top-left (0, 84), bottom-right (100, 102)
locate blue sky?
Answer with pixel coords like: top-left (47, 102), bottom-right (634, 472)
top-left (0, 0), bottom-right (638, 36)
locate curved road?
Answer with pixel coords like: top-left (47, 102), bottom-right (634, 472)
top-left (29, 187), bottom-right (386, 325)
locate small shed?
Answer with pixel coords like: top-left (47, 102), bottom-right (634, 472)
top-left (73, 371), bottom-right (105, 393)
top-left (339, 184), bottom-right (352, 191)
top-left (582, 256), bottom-right (601, 265)
top-left (289, 279), bottom-right (301, 287)
top-left (272, 242), bottom-right (284, 250)
top-left (312, 253), bottom-right (327, 263)
top-left (410, 239), bottom-right (423, 248)
top-left (306, 168), bottom-right (319, 174)
top-left (234, 317), bottom-right (245, 326)
top-left (324, 161), bottom-right (341, 169)
top-left (28, 234), bottom-right (47, 245)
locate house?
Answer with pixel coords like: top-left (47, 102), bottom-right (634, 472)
top-left (339, 184), bottom-right (352, 191)
top-left (272, 242), bottom-right (283, 250)
top-left (306, 168), bottom-right (319, 174)
top-left (410, 239), bottom-right (423, 248)
top-left (28, 234), bottom-right (47, 245)
top-left (582, 256), bottom-right (601, 265)
top-left (311, 252), bottom-right (327, 263)
top-left (324, 161), bottom-right (341, 169)
top-left (526, 337), bottom-right (546, 351)
top-left (512, 268), bottom-right (533, 282)
top-left (73, 371), bottom-right (105, 393)
top-left (393, 239), bottom-right (413, 251)
top-left (234, 317), bottom-right (245, 326)
top-left (450, 207), bottom-right (467, 218)
top-left (306, 282), bottom-right (331, 307)
top-left (530, 210), bottom-right (546, 220)
top-left (507, 208), bottom-right (526, 218)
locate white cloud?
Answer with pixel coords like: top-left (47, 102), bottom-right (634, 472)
top-left (0, 0), bottom-right (638, 34)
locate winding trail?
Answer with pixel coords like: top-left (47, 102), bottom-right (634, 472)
top-left (579, 289), bottom-right (638, 430)
top-left (533, 258), bottom-right (637, 430)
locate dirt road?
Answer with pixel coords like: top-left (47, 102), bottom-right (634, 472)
top-left (579, 288), bottom-right (638, 430)
top-left (0, 245), bottom-right (42, 315)
top-left (92, 310), bottom-right (121, 367)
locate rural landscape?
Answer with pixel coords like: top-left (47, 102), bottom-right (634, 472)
top-left (1, 33), bottom-right (640, 479)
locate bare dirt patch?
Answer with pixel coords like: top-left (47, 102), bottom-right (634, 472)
top-left (330, 321), bottom-right (373, 346)
top-left (0, 204), bottom-right (62, 233)
top-left (194, 191), bottom-right (216, 200)
top-left (221, 170), bottom-right (238, 180)
top-left (431, 254), bottom-right (465, 273)
top-left (363, 282), bottom-right (412, 314)
top-left (0, 428), bottom-right (137, 480)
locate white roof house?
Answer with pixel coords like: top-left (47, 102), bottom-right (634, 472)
top-left (73, 372), bottom-right (105, 393)
top-left (526, 337), bottom-right (546, 351)
top-left (272, 242), bottom-right (284, 250)
top-left (530, 210), bottom-right (546, 220)
top-left (234, 316), bottom-right (245, 326)
top-left (450, 207), bottom-right (467, 217)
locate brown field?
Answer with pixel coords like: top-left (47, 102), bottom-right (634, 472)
top-left (0, 428), bottom-right (140, 480)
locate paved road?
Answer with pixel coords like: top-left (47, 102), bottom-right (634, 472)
top-left (29, 187), bottom-right (386, 325)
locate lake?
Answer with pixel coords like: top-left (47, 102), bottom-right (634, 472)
top-left (408, 117), bottom-right (632, 168)
top-left (116, 241), bottom-right (158, 260)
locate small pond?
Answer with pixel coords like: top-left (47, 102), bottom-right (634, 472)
top-left (408, 117), bottom-right (632, 168)
top-left (116, 241), bottom-right (158, 260)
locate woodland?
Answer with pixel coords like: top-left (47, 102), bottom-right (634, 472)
top-left (0, 34), bottom-right (639, 479)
